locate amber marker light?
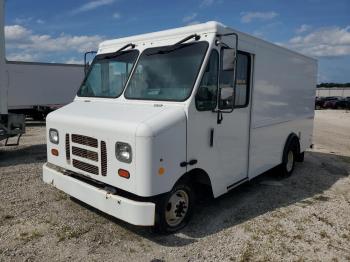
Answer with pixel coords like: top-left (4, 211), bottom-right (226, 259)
top-left (158, 167), bottom-right (165, 176)
top-left (118, 169), bottom-right (130, 179)
top-left (51, 149), bottom-right (59, 156)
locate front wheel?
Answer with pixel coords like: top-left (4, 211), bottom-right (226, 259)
top-left (154, 182), bottom-right (195, 233)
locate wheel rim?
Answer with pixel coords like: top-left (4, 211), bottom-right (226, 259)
top-left (286, 150), bottom-right (294, 172)
top-left (165, 189), bottom-right (189, 227)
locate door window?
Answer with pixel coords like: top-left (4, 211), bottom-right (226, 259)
top-left (195, 50), bottom-right (219, 111)
top-left (219, 51), bottom-right (251, 108)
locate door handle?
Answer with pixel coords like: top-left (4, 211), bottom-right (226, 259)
top-left (210, 128), bottom-right (214, 147)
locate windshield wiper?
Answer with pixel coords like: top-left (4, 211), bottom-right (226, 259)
top-left (105, 43), bottom-right (136, 59)
top-left (147, 34), bottom-right (201, 56)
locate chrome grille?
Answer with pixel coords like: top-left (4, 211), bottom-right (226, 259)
top-left (101, 141), bottom-right (107, 176)
top-left (65, 134), bottom-right (70, 161)
top-left (71, 134), bottom-right (98, 148)
top-left (73, 159), bottom-right (99, 175)
top-left (72, 146), bottom-right (98, 162)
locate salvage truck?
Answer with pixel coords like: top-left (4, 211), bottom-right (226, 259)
top-left (43, 22), bottom-right (317, 232)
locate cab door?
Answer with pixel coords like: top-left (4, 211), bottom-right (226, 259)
top-left (216, 50), bottom-right (252, 189)
top-left (187, 44), bottom-right (253, 196)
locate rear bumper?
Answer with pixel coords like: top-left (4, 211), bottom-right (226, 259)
top-left (42, 163), bottom-right (156, 226)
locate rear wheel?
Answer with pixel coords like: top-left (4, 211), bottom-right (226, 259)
top-left (280, 139), bottom-right (298, 177)
top-left (154, 182), bottom-right (194, 233)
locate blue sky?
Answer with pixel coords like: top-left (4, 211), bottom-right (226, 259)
top-left (4, 0), bottom-right (350, 83)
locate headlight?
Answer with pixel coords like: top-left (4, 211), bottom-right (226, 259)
top-left (49, 129), bottom-right (59, 144)
top-left (116, 142), bottom-right (132, 163)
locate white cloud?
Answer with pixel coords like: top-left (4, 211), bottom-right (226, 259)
top-left (5, 25), bottom-right (31, 40)
top-left (187, 21), bottom-right (201, 26)
top-left (71, 0), bottom-right (115, 15)
top-left (6, 52), bottom-right (38, 62)
top-left (240, 11), bottom-right (278, 23)
top-left (182, 13), bottom-right (198, 24)
top-left (112, 12), bottom-right (121, 19)
top-left (66, 58), bottom-right (84, 64)
top-left (5, 24), bottom-right (105, 62)
top-left (287, 26), bottom-right (350, 57)
top-left (200, 0), bottom-right (215, 8)
top-left (36, 19), bottom-right (45, 25)
top-left (296, 24), bottom-right (312, 34)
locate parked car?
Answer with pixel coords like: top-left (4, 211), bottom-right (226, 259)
top-left (333, 98), bottom-right (350, 109)
top-left (323, 97), bottom-right (346, 109)
top-left (316, 96), bottom-right (342, 109)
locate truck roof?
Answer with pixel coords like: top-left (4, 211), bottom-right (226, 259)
top-left (99, 21), bottom-right (316, 62)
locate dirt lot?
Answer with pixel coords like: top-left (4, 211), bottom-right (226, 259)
top-left (0, 110), bottom-right (350, 262)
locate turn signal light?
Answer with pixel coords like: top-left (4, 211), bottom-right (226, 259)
top-left (51, 149), bottom-right (59, 156)
top-left (118, 169), bottom-right (130, 179)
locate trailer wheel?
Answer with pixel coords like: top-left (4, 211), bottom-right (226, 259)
top-left (154, 182), bottom-right (195, 233)
top-left (280, 139), bottom-right (298, 177)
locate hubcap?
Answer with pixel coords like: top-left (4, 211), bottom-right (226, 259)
top-left (286, 150), bottom-right (294, 172)
top-left (165, 189), bottom-right (189, 227)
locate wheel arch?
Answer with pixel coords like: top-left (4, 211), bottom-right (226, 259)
top-left (282, 132), bottom-right (300, 163)
top-left (175, 168), bottom-right (214, 198)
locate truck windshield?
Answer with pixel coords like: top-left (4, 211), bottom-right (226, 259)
top-left (77, 50), bottom-right (139, 98)
top-left (124, 42), bottom-right (208, 101)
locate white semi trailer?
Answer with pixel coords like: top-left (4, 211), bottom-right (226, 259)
top-left (7, 61), bottom-right (84, 120)
top-left (0, 0), bottom-right (84, 144)
top-left (43, 22), bottom-right (317, 232)
top-left (0, 0), bottom-right (25, 143)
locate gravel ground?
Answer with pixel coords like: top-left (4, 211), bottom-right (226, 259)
top-left (0, 110), bottom-right (350, 262)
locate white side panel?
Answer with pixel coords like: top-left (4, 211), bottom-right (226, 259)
top-left (248, 39), bottom-right (317, 179)
top-left (7, 62), bottom-right (84, 109)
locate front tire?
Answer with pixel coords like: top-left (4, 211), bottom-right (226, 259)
top-left (154, 182), bottom-right (195, 233)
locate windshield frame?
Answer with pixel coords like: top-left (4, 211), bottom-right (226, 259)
top-left (77, 49), bottom-right (140, 99)
top-left (123, 41), bottom-right (209, 102)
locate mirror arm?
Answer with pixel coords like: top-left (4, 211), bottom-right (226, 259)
top-left (217, 110), bottom-right (223, 124)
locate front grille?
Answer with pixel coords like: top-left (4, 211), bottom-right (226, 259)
top-left (101, 141), bottom-right (107, 176)
top-left (68, 133), bottom-right (108, 176)
top-left (65, 134), bottom-right (70, 161)
top-left (71, 134), bottom-right (98, 148)
top-left (73, 159), bottom-right (99, 175)
top-left (72, 146), bottom-right (98, 162)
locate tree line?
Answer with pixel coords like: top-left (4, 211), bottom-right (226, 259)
top-left (317, 83), bottom-right (350, 88)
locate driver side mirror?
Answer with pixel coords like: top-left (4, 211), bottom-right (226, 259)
top-left (222, 48), bottom-right (236, 71)
top-left (218, 48), bottom-right (236, 112)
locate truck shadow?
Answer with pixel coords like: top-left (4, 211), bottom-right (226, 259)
top-left (125, 151), bottom-right (349, 246)
top-left (69, 151), bottom-right (349, 247)
top-left (0, 144), bottom-right (47, 168)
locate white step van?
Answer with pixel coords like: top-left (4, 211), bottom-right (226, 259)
top-left (43, 21), bottom-right (317, 232)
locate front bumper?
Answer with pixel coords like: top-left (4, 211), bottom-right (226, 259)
top-left (42, 163), bottom-right (155, 226)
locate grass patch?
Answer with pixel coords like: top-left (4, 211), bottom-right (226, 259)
top-left (56, 225), bottom-right (89, 242)
top-left (18, 230), bottom-right (44, 243)
top-left (240, 242), bottom-right (254, 262)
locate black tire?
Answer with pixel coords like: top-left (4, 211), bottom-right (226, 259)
top-left (279, 139), bottom-right (298, 177)
top-left (154, 182), bottom-right (195, 233)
